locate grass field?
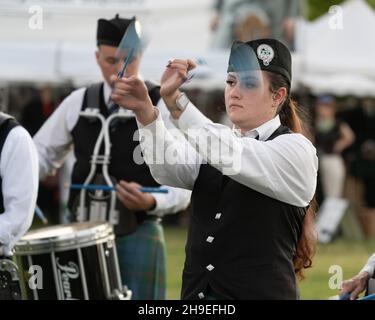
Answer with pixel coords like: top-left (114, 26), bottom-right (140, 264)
top-left (164, 225), bottom-right (374, 300)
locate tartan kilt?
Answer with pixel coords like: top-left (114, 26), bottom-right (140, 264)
top-left (115, 219), bottom-right (166, 300)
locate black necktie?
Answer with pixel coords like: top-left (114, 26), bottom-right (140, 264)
top-left (108, 100), bottom-right (119, 114)
top-left (108, 101), bottom-right (120, 132)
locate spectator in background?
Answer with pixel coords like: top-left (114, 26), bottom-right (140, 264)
top-left (21, 86), bottom-right (55, 136)
top-left (314, 95), bottom-right (355, 200)
top-left (20, 85), bottom-right (60, 224)
top-left (350, 98), bottom-right (375, 214)
top-left (209, 0), bottom-right (306, 50)
top-left (336, 97), bottom-right (375, 239)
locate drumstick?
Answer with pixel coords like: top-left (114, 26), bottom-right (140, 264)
top-left (35, 205), bottom-right (48, 225)
top-left (69, 183), bottom-right (168, 194)
top-left (117, 48), bottom-right (134, 79)
top-left (358, 293), bottom-right (375, 300)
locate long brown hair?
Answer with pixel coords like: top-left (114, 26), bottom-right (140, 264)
top-left (266, 71), bottom-right (318, 281)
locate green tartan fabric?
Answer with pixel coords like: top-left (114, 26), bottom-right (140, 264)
top-left (116, 219), bottom-right (166, 300)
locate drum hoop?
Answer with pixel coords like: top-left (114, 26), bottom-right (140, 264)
top-left (13, 233), bottom-right (115, 256)
top-left (14, 223), bottom-right (115, 255)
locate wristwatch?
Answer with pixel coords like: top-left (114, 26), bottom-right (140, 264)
top-left (176, 92), bottom-right (190, 111)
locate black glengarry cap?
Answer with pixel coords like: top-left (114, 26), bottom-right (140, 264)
top-left (97, 14), bottom-right (135, 47)
top-left (227, 38), bottom-right (292, 85)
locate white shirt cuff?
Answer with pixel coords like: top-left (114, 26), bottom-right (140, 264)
top-left (360, 265), bottom-right (374, 277)
top-left (360, 255), bottom-right (375, 277)
top-left (177, 102), bottom-right (212, 133)
top-left (147, 192), bottom-right (167, 217)
top-left (0, 231), bottom-right (10, 254)
top-left (135, 107), bottom-right (162, 130)
top-left (168, 114), bottom-right (180, 128)
top-left (0, 244), bottom-right (11, 256)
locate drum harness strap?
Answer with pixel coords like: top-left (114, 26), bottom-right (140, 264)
top-left (76, 83), bottom-right (134, 225)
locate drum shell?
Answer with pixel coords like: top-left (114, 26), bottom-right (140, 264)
top-left (13, 223), bottom-right (125, 300)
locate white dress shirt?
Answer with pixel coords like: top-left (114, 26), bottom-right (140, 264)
top-left (33, 82), bottom-right (191, 217)
top-left (0, 126), bottom-right (39, 255)
top-left (137, 100), bottom-right (318, 207)
top-left (361, 253), bottom-right (375, 277)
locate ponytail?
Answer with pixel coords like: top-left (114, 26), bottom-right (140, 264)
top-left (279, 97), bottom-right (303, 134)
top-left (293, 198), bottom-right (318, 280)
top-left (266, 71), bottom-right (317, 281)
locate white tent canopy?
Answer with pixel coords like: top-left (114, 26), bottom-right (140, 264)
top-left (1, 0), bottom-right (375, 97)
top-left (295, 0), bottom-right (375, 97)
top-left (0, 0), bottom-right (229, 87)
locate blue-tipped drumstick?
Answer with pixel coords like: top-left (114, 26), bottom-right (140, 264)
top-left (117, 47), bottom-right (134, 79)
top-left (70, 184), bottom-right (168, 194)
top-left (35, 205), bottom-right (48, 225)
top-left (358, 293), bottom-right (375, 300)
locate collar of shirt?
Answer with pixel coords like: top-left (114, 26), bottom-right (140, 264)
top-left (232, 115), bottom-right (281, 141)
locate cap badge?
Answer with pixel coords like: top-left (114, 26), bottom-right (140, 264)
top-left (257, 44), bottom-right (274, 66)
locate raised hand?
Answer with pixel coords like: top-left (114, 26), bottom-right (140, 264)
top-left (160, 59), bottom-right (197, 109)
top-left (111, 75), bottom-right (157, 125)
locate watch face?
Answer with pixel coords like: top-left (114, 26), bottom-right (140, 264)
top-left (177, 93), bottom-right (189, 110)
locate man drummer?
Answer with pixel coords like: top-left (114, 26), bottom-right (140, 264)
top-left (33, 15), bottom-right (191, 300)
top-left (0, 112), bottom-right (38, 299)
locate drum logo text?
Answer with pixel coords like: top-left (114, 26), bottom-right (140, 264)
top-left (56, 258), bottom-right (80, 300)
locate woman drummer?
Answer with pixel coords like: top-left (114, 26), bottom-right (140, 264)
top-left (111, 38), bottom-right (318, 300)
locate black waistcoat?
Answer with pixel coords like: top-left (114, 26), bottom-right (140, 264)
top-left (182, 125), bottom-right (307, 300)
top-left (68, 82), bottom-right (161, 235)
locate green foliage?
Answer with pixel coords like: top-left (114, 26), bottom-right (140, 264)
top-left (367, 0), bottom-right (375, 9)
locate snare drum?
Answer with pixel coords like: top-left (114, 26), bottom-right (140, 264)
top-left (13, 222), bottom-right (131, 300)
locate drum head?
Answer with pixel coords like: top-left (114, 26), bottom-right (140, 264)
top-left (14, 222), bottom-right (114, 255)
